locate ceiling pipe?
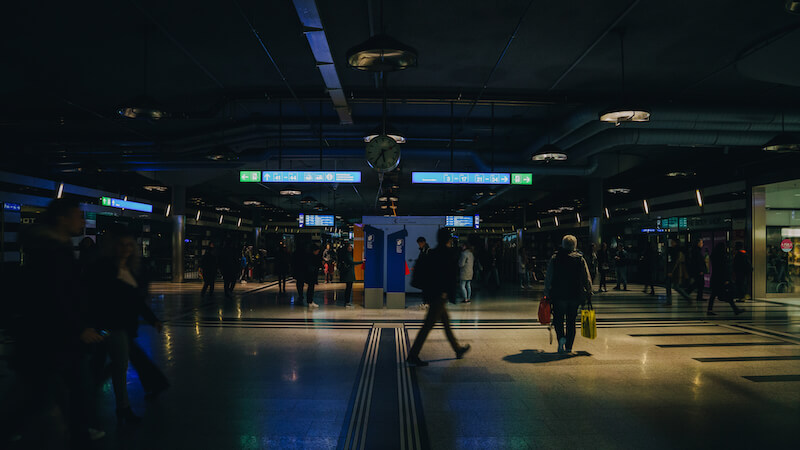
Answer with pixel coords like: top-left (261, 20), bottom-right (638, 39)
top-left (292, 0), bottom-right (353, 125)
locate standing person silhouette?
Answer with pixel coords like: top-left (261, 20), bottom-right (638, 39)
top-left (275, 241), bottom-right (290, 294)
top-left (545, 235), bottom-right (593, 353)
top-left (200, 243), bottom-right (218, 296)
top-left (407, 229), bottom-right (470, 367)
top-left (337, 243), bottom-right (363, 307)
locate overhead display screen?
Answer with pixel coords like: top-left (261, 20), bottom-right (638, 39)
top-left (413, 172), bottom-right (511, 185)
top-left (100, 197), bottom-right (153, 213)
top-left (301, 214), bottom-right (335, 227)
top-left (240, 171), bottom-right (361, 183)
top-left (446, 215), bottom-right (475, 227)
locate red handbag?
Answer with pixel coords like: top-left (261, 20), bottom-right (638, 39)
top-left (538, 296), bottom-right (552, 325)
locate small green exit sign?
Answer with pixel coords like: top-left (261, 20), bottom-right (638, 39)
top-left (511, 173), bottom-right (532, 185)
top-left (240, 171), bottom-right (261, 182)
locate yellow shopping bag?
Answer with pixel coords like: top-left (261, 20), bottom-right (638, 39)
top-left (580, 307), bottom-right (597, 339)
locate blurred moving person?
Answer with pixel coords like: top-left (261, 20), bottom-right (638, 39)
top-left (337, 243), bottom-right (363, 308)
top-left (706, 242), bottom-right (745, 316)
top-left (200, 243), bottom-right (218, 296)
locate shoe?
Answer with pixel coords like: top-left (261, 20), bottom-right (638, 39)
top-left (565, 348), bottom-right (573, 354)
top-left (116, 407), bottom-right (141, 425)
top-left (456, 344), bottom-right (471, 359)
top-left (706, 311), bottom-right (717, 316)
top-left (88, 428), bottom-right (106, 441)
top-left (623, 288), bottom-right (628, 291)
top-left (345, 303), bottom-right (354, 308)
top-left (406, 355), bottom-right (428, 367)
top-left (557, 337), bottom-right (566, 353)
top-left (613, 286), bottom-right (620, 291)
top-left (649, 291), bottom-right (655, 296)
top-left (309, 302), bottom-right (320, 308)
top-left (735, 308), bottom-right (745, 315)
top-left (463, 299), bottom-right (471, 304)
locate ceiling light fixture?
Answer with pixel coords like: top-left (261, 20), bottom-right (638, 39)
top-left (346, 34), bottom-right (418, 72)
top-left (237, 218), bottom-right (242, 227)
top-left (300, 196), bottom-right (316, 205)
top-left (205, 146), bottom-right (238, 161)
top-left (280, 186), bottom-right (302, 196)
top-left (643, 199), bottom-right (650, 214)
top-left (219, 215), bottom-right (224, 224)
top-left (118, 28), bottom-right (167, 120)
top-left (165, 204), bottom-right (171, 217)
top-left (364, 124), bottom-right (406, 144)
top-left (243, 200), bottom-right (262, 206)
top-left (537, 219), bottom-right (541, 228)
top-left (599, 30), bottom-right (650, 125)
top-left (554, 216), bottom-right (559, 227)
top-left (576, 212), bottom-right (581, 223)
top-left (604, 207), bottom-right (610, 219)
top-left (196, 210), bottom-right (201, 221)
top-left (787, 1), bottom-right (800, 14)
top-left (143, 185), bottom-right (168, 192)
top-left (607, 188), bottom-right (631, 194)
top-left (665, 171), bottom-right (696, 178)
top-left (532, 144), bottom-right (568, 162)
top-left (763, 112), bottom-right (800, 152)
top-left (56, 182), bottom-right (64, 199)
top-left (695, 189), bottom-right (703, 207)
top-left (215, 206), bottom-right (230, 212)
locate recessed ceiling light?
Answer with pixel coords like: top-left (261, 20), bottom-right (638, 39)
top-left (607, 188), bottom-right (631, 194)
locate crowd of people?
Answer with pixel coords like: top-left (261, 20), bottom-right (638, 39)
top-left (3, 199), bottom-right (169, 448)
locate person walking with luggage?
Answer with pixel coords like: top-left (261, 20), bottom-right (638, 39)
top-left (545, 235), bottom-right (593, 354)
top-left (200, 244), bottom-right (218, 296)
top-left (407, 229), bottom-right (471, 366)
top-left (337, 243), bottom-right (363, 308)
top-left (88, 225), bottom-right (168, 426)
top-left (458, 242), bottom-right (475, 303)
top-left (597, 242), bottom-right (610, 293)
top-left (707, 242), bottom-right (745, 316)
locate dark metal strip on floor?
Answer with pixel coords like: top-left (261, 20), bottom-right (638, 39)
top-left (657, 342), bottom-right (794, 348)
top-left (402, 326), bottom-right (429, 450)
top-left (630, 332), bottom-right (749, 337)
top-left (340, 327), bottom-right (381, 450)
top-left (742, 375), bottom-right (800, 382)
top-left (724, 323), bottom-right (800, 345)
top-left (695, 356), bottom-right (800, 362)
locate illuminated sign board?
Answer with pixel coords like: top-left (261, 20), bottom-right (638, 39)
top-left (446, 215), bottom-right (475, 227)
top-left (474, 214), bottom-right (480, 229)
top-left (511, 173), bottom-right (533, 185)
top-left (100, 197), bottom-right (153, 213)
top-left (240, 171), bottom-right (362, 183)
top-left (413, 172), bottom-right (511, 185)
top-left (302, 214), bottom-right (335, 227)
top-left (3, 203), bottom-right (21, 212)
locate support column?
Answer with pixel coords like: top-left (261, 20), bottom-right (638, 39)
top-left (252, 211), bottom-right (262, 249)
top-left (588, 178), bottom-right (603, 246)
top-left (171, 185), bottom-right (186, 283)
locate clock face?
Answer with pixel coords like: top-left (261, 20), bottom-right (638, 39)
top-left (365, 135), bottom-right (401, 172)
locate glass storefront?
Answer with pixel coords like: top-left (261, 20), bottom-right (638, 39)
top-left (754, 180), bottom-right (800, 298)
top-left (765, 181), bottom-right (800, 294)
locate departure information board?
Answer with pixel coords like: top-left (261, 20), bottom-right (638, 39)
top-left (299, 214), bottom-right (335, 227)
top-left (240, 171), bottom-right (361, 183)
top-left (100, 197), bottom-right (153, 213)
top-left (446, 215), bottom-right (475, 227)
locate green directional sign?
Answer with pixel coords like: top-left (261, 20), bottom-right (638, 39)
top-left (511, 173), bottom-right (533, 185)
top-left (240, 171), bottom-right (261, 182)
top-left (101, 197), bottom-right (111, 206)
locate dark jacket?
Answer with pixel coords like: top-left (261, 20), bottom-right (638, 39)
top-left (597, 249), bottom-right (610, 270)
top-left (18, 226), bottom-right (87, 369)
top-left (733, 250), bottom-right (752, 277)
top-left (710, 250), bottom-right (732, 289)
top-left (688, 246), bottom-right (707, 275)
top-left (337, 248), bottom-right (363, 283)
top-left (275, 247), bottom-right (290, 274)
top-left (545, 250), bottom-right (593, 304)
top-left (89, 260), bottom-right (158, 337)
top-left (425, 245), bottom-right (459, 301)
top-left (200, 251), bottom-right (218, 274)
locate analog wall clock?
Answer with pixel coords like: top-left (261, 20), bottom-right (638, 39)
top-left (365, 134), bottom-right (401, 172)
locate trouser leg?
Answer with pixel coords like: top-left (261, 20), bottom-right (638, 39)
top-left (408, 295), bottom-right (441, 358)
top-left (128, 339), bottom-right (169, 393)
top-left (307, 283), bottom-right (315, 305)
top-left (296, 279), bottom-right (305, 302)
top-left (621, 268), bottom-right (627, 289)
top-left (460, 281), bottom-right (468, 300)
top-left (707, 291), bottom-right (717, 311)
top-left (552, 302), bottom-right (566, 342)
top-left (107, 331), bottom-right (131, 409)
top-left (565, 305), bottom-right (579, 350)
top-left (439, 305), bottom-right (461, 352)
top-left (344, 281), bottom-right (353, 305)
top-left (465, 280), bottom-right (472, 300)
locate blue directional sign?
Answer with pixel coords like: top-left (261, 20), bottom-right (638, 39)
top-left (446, 216), bottom-right (475, 227)
top-left (302, 214), bottom-right (335, 227)
top-left (3, 203), bottom-right (21, 212)
top-left (100, 197), bottom-right (153, 213)
top-left (412, 172), bottom-right (512, 185)
top-left (474, 214), bottom-right (480, 229)
top-left (248, 171), bottom-right (361, 183)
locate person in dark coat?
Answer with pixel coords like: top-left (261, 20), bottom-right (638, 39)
top-left (613, 245), bottom-right (629, 291)
top-left (15, 198), bottom-right (103, 448)
top-left (732, 241), bottom-right (752, 301)
top-left (684, 239), bottom-right (707, 302)
top-left (407, 229), bottom-right (470, 366)
top-left (337, 243), bottom-right (363, 307)
top-left (200, 243), bottom-right (218, 295)
top-left (89, 225), bottom-right (168, 425)
top-left (275, 242), bottom-right (290, 293)
top-left (640, 242), bottom-right (657, 295)
top-left (597, 242), bottom-right (610, 293)
top-left (220, 241), bottom-right (240, 297)
top-left (545, 235), bottom-right (593, 353)
top-left (294, 243), bottom-right (322, 308)
top-left (706, 242), bottom-right (745, 316)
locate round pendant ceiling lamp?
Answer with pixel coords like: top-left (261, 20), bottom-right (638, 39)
top-left (763, 112), bottom-right (800, 152)
top-left (364, 123), bottom-right (406, 143)
top-left (531, 144), bottom-right (567, 162)
top-left (599, 30), bottom-right (650, 125)
top-left (346, 34), bottom-right (418, 72)
top-left (280, 186), bottom-right (302, 196)
top-left (118, 96), bottom-right (168, 120)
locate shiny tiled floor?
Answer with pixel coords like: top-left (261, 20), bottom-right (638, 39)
top-left (2, 279), bottom-right (799, 449)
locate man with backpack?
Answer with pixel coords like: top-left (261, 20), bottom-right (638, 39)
top-left (544, 235), bottom-right (593, 354)
top-left (407, 229), bottom-right (470, 366)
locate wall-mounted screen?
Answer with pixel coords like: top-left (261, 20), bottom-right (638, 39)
top-left (446, 215), bottom-right (475, 227)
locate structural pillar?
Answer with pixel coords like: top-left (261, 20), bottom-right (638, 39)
top-left (588, 178), bottom-right (603, 247)
top-left (171, 185), bottom-right (186, 283)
